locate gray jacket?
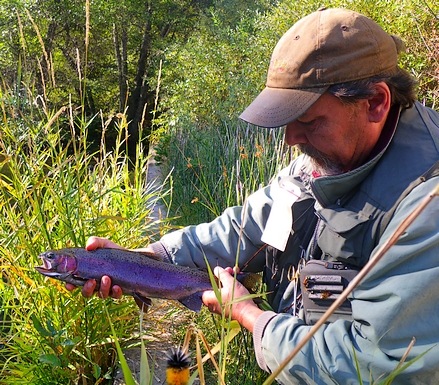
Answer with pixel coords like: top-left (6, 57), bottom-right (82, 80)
top-left (151, 102), bottom-right (439, 384)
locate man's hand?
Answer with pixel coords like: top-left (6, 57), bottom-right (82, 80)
top-left (202, 266), bottom-right (265, 333)
top-left (64, 236), bottom-right (125, 299)
top-left (86, 236), bottom-right (125, 251)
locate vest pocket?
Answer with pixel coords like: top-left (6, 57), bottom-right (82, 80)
top-left (316, 206), bottom-right (373, 267)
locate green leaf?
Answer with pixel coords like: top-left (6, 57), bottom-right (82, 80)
top-left (376, 346), bottom-right (434, 385)
top-left (39, 353), bottom-right (62, 367)
top-left (139, 336), bottom-right (151, 385)
top-left (188, 368), bottom-right (199, 385)
top-left (203, 255), bottom-right (222, 306)
top-left (103, 303), bottom-right (137, 385)
top-left (93, 363), bottom-right (102, 379)
top-left (31, 314), bottom-right (53, 337)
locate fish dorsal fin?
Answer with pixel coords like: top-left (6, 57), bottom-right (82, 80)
top-left (133, 250), bottom-right (163, 261)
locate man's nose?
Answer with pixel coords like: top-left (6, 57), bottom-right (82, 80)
top-left (285, 123), bottom-right (308, 146)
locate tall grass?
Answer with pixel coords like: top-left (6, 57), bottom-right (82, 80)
top-left (0, 81), bottom-right (172, 383)
top-left (161, 121), bottom-right (296, 226)
top-left (155, 119), bottom-right (293, 384)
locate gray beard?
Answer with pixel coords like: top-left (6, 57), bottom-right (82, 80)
top-left (297, 144), bottom-right (344, 176)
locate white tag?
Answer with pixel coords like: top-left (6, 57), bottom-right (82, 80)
top-left (261, 178), bottom-right (301, 251)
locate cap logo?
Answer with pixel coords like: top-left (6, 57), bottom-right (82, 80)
top-left (270, 59), bottom-right (288, 73)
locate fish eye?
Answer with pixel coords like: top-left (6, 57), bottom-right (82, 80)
top-left (46, 252), bottom-right (56, 260)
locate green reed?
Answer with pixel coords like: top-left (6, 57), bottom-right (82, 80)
top-left (162, 120), bottom-right (295, 227)
top-left (0, 89), bottom-right (172, 383)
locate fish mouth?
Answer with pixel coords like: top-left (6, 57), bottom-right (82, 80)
top-left (35, 254), bottom-right (58, 275)
top-left (37, 255), bottom-right (54, 270)
top-left (35, 266), bottom-right (63, 277)
top-left (35, 264), bottom-right (74, 280)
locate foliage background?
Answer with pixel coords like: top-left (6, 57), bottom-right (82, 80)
top-left (155, 0), bottom-right (438, 224)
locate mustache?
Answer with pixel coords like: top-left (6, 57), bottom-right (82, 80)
top-left (297, 144), bottom-right (343, 176)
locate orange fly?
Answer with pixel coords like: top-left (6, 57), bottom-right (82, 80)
top-left (165, 347), bottom-right (191, 385)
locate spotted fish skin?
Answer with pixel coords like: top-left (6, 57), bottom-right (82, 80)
top-left (36, 247), bottom-right (258, 311)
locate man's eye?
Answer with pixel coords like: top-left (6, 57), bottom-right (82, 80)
top-left (297, 119), bottom-right (315, 126)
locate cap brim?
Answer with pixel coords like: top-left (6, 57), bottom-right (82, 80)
top-left (239, 86), bottom-right (328, 128)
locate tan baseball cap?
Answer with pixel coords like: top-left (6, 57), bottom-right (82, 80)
top-left (239, 8), bottom-right (404, 128)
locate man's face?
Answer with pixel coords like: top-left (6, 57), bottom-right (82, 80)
top-left (285, 93), bottom-right (381, 175)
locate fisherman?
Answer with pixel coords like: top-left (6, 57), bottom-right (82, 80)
top-left (68, 8), bottom-right (439, 384)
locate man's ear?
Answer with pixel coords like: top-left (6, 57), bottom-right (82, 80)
top-left (368, 82), bottom-right (392, 123)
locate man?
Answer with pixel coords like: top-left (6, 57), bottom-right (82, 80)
top-left (70, 8), bottom-right (439, 384)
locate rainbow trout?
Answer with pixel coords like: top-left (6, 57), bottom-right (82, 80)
top-left (35, 248), bottom-right (259, 312)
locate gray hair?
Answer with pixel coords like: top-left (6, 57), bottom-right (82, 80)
top-left (328, 67), bottom-right (417, 109)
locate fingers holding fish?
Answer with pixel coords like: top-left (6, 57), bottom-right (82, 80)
top-left (64, 275), bottom-right (123, 299)
top-left (62, 238), bottom-right (125, 298)
top-left (97, 275), bottom-right (123, 299)
top-left (202, 266), bottom-right (265, 332)
top-left (82, 278), bottom-right (97, 298)
top-left (64, 278), bottom-right (96, 297)
top-left (202, 266), bottom-right (251, 316)
top-left (85, 236), bottom-right (125, 251)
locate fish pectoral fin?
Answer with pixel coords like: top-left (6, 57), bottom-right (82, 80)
top-left (179, 292), bottom-right (203, 312)
top-left (63, 274), bottom-right (89, 287)
top-left (133, 293), bottom-right (152, 312)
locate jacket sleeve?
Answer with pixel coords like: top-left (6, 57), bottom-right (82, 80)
top-left (150, 180), bottom-right (273, 271)
top-left (151, 161), bottom-right (302, 271)
top-left (253, 177), bottom-right (439, 384)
